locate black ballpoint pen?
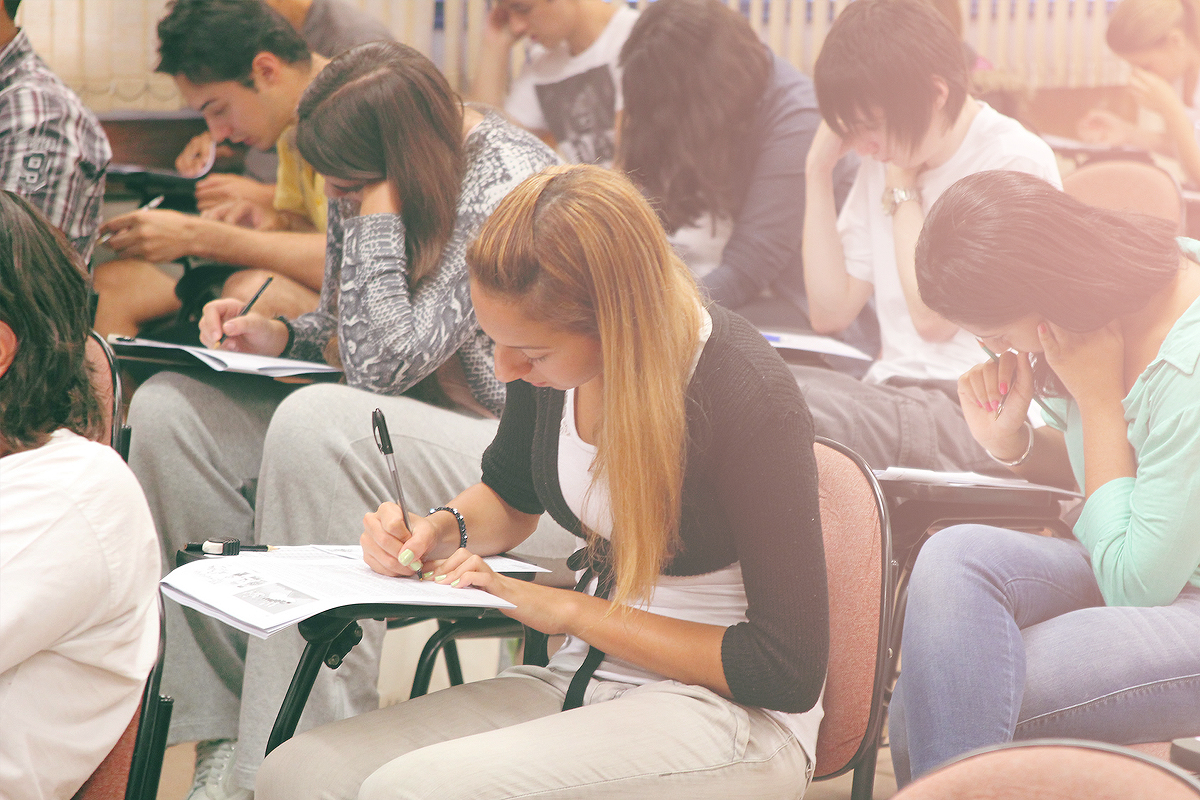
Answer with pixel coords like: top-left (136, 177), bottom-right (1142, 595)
top-left (372, 408), bottom-right (412, 527)
top-left (217, 275), bottom-right (274, 345)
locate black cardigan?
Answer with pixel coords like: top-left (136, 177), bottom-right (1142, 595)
top-left (481, 305), bottom-right (828, 713)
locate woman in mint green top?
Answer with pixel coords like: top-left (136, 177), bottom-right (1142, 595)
top-left (888, 169), bottom-right (1200, 785)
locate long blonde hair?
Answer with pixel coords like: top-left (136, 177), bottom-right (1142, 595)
top-left (468, 165), bottom-right (703, 607)
top-left (1107, 0), bottom-right (1200, 55)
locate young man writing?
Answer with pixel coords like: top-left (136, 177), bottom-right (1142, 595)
top-left (798, 0), bottom-right (1061, 473)
top-left (468, 0), bottom-right (639, 165)
top-left (93, 0), bottom-right (372, 337)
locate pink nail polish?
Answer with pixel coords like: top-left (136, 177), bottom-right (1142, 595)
top-left (999, 382), bottom-right (1008, 395)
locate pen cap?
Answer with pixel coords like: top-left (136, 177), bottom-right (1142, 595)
top-left (372, 408), bottom-right (394, 454)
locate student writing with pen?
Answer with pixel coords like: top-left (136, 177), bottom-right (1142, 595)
top-left (890, 169), bottom-right (1200, 785)
top-left (125, 41), bottom-right (565, 795)
top-left (256, 163), bottom-right (829, 800)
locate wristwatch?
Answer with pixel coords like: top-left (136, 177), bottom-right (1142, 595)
top-left (882, 186), bottom-right (920, 216)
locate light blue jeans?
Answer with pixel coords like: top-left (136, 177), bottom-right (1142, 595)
top-left (889, 525), bottom-right (1200, 785)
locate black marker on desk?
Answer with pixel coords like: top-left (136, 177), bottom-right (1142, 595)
top-left (217, 275), bottom-right (273, 345)
top-left (977, 341), bottom-right (1067, 428)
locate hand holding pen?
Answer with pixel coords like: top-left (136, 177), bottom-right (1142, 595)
top-left (362, 409), bottom-right (430, 578)
top-left (198, 278), bottom-right (289, 354)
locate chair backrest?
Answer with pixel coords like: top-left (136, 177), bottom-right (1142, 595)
top-left (85, 331), bottom-right (129, 458)
top-left (71, 596), bottom-right (173, 800)
top-left (1062, 159), bottom-right (1186, 232)
top-left (891, 739), bottom-right (1200, 799)
top-left (811, 437), bottom-right (896, 779)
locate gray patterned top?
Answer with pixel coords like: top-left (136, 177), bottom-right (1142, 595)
top-left (286, 110), bottom-right (559, 416)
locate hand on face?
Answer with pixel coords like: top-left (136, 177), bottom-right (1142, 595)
top-left (484, 3), bottom-right (524, 46)
top-left (1130, 67), bottom-right (1185, 118)
top-left (1038, 321), bottom-right (1126, 408)
top-left (356, 179), bottom-right (403, 217)
top-left (806, 121), bottom-right (851, 175)
top-left (958, 348), bottom-right (1036, 457)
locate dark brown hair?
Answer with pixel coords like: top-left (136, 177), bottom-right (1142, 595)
top-left (617, 0), bottom-right (772, 233)
top-left (917, 170), bottom-right (1180, 394)
top-left (814, 0), bottom-right (969, 152)
top-left (296, 41), bottom-right (464, 287)
top-left (0, 191), bottom-right (102, 451)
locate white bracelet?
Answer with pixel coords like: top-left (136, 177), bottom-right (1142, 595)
top-left (986, 420), bottom-right (1034, 467)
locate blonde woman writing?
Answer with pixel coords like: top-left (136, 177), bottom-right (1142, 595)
top-left (256, 164), bottom-right (829, 800)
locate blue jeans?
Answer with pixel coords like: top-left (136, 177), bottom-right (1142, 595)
top-left (889, 525), bottom-right (1200, 785)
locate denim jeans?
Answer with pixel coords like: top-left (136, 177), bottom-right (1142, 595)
top-left (889, 524), bottom-right (1200, 785)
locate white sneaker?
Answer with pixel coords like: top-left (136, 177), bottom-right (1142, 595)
top-left (185, 739), bottom-right (254, 800)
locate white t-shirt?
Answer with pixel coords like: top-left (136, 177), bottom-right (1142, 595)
top-left (0, 430), bottom-right (160, 800)
top-left (504, 5), bottom-right (639, 165)
top-left (838, 102), bottom-right (1062, 384)
top-left (548, 309), bottom-right (825, 764)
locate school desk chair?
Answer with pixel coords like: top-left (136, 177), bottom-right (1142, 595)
top-left (808, 437), bottom-right (899, 799)
top-left (1062, 158), bottom-right (1186, 233)
top-left (86, 330), bottom-right (132, 460)
top-left (890, 739), bottom-right (1200, 800)
top-left (71, 595), bottom-right (174, 800)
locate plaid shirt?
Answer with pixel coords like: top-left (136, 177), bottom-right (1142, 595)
top-left (0, 31), bottom-right (110, 262)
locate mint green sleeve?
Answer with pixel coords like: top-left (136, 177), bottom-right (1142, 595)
top-left (1073, 403), bottom-right (1200, 607)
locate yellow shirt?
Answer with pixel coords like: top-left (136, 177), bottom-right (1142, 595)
top-left (273, 126), bottom-right (327, 232)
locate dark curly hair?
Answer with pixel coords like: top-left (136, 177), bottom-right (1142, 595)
top-left (617, 0), bottom-right (771, 234)
top-left (0, 191), bottom-right (103, 452)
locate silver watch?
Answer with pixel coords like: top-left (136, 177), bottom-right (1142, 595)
top-left (882, 186), bottom-right (920, 216)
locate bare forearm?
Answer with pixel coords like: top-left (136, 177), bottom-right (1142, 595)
top-left (892, 199), bottom-right (959, 342)
top-left (1078, 401), bottom-right (1137, 496)
top-left (802, 171), bottom-right (859, 333)
top-left (427, 483), bottom-right (541, 560)
top-left (1163, 106), bottom-right (1200, 188)
top-left (505, 580), bottom-right (731, 697)
top-left (467, 37), bottom-right (513, 109)
top-left (1007, 426), bottom-right (1078, 490)
top-left (189, 219), bottom-right (326, 289)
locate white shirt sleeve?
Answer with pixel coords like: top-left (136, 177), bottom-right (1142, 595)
top-left (837, 164), bottom-right (877, 285)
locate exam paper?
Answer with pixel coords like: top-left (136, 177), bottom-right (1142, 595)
top-left (160, 545), bottom-right (546, 638)
top-left (759, 329), bottom-right (873, 361)
top-left (108, 335), bottom-right (341, 378)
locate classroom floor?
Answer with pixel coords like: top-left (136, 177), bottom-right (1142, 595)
top-left (155, 623), bottom-right (899, 799)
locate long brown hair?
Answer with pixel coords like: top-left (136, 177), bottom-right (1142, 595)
top-left (468, 165), bottom-right (703, 607)
top-left (916, 170), bottom-right (1180, 396)
top-left (0, 191), bottom-right (102, 452)
top-left (296, 41), bottom-right (464, 287)
top-left (1107, 0), bottom-right (1200, 54)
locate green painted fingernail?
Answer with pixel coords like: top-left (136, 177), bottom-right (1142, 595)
top-left (398, 549), bottom-right (414, 566)
top-left (450, 579), bottom-right (460, 588)
top-left (434, 574), bottom-right (447, 582)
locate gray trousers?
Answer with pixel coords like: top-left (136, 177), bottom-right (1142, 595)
top-left (127, 373), bottom-right (575, 790)
top-left (790, 365), bottom-right (1001, 474)
top-left (256, 666), bottom-right (813, 800)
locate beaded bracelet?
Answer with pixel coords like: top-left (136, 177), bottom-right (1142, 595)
top-left (986, 420), bottom-right (1034, 467)
top-left (430, 506), bottom-right (467, 549)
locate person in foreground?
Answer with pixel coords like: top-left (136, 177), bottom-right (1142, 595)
top-left (889, 169), bottom-right (1200, 785)
top-left (255, 164), bottom-right (830, 800)
top-left (0, 191), bottom-right (159, 799)
top-left (128, 40), bottom-right (561, 797)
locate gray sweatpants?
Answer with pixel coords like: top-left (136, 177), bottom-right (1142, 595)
top-left (790, 365), bottom-right (1000, 474)
top-left (127, 372), bottom-right (575, 790)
